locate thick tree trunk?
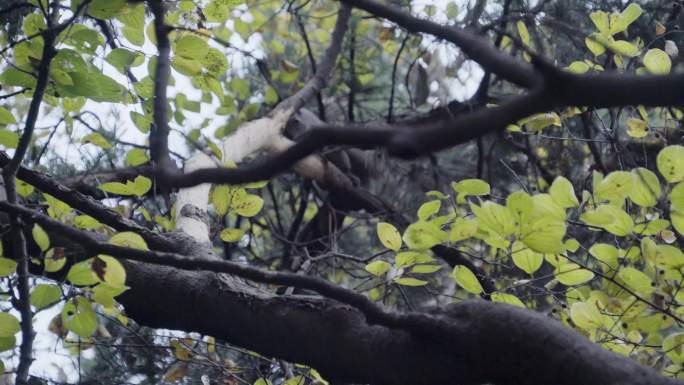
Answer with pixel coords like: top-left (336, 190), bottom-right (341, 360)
top-left (118, 258), bottom-right (677, 385)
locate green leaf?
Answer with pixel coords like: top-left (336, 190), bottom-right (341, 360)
top-left (172, 56), bottom-right (202, 76)
top-left (626, 118), bottom-right (648, 138)
top-left (410, 264), bottom-right (442, 274)
top-left (452, 265), bottom-right (484, 294)
top-left (87, 0), bottom-right (126, 19)
top-left (0, 313), bottom-right (20, 337)
top-left (663, 332), bottom-right (684, 364)
top-left (395, 251), bottom-right (418, 268)
top-left (0, 337), bottom-right (15, 352)
top-left (491, 292), bottom-right (525, 308)
top-left (549, 176), bottom-right (579, 208)
top-left (555, 263), bottom-right (594, 286)
top-left (643, 48), bottom-right (671, 75)
top-left (202, 48), bottom-right (229, 77)
top-left (590, 11), bottom-right (609, 34)
top-left (671, 182), bottom-right (684, 212)
top-left (570, 301), bottom-right (603, 330)
top-left (672, 210), bottom-right (684, 237)
top-left (220, 228), bottom-right (246, 243)
top-left (30, 284), bottom-right (61, 309)
top-left (629, 167), bottom-right (661, 207)
top-left (517, 21), bottom-right (530, 46)
top-left (470, 201), bottom-right (516, 237)
top-left (507, 190), bottom-right (533, 219)
top-left (511, 242), bottom-right (543, 275)
top-left (394, 277), bottom-right (428, 286)
top-left (105, 48), bottom-right (139, 74)
top-left (657, 145), bottom-right (684, 183)
top-left (608, 40), bottom-right (640, 57)
top-left (109, 232), bottom-right (148, 250)
top-left (16, 179), bottom-right (34, 197)
top-left (618, 267), bottom-right (654, 296)
top-left (82, 133), bottom-right (112, 149)
top-left (589, 243), bottom-right (619, 270)
top-left (0, 258), bottom-right (17, 277)
top-left (586, 35), bottom-right (606, 56)
top-left (0, 107), bottom-right (16, 125)
top-left (98, 182), bottom-right (130, 195)
top-left (452, 179), bottom-right (490, 203)
top-left (377, 222), bottom-right (402, 251)
top-left (99, 176), bottom-right (151, 197)
top-left (125, 148), bottom-right (149, 166)
top-left (67, 260), bottom-right (99, 286)
top-left (130, 175), bottom-right (152, 196)
top-left (206, 0), bottom-right (244, 21)
top-left (580, 204), bottom-right (634, 236)
top-left (62, 296), bottom-right (97, 338)
top-left (566, 61), bottom-right (590, 74)
top-left (233, 194), bottom-right (264, 217)
top-left (449, 218), bottom-right (478, 242)
top-left (531, 194), bottom-right (566, 221)
top-left (611, 3), bottom-right (642, 34)
top-left (595, 171), bottom-right (633, 204)
top-left (365, 260), bottom-right (391, 277)
top-left (403, 221), bottom-right (447, 250)
top-left (92, 282), bottom-right (128, 307)
top-left (520, 217), bottom-right (566, 254)
top-left (74, 215), bottom-right (102, 230)
top-left (417, 200), bottom-right (441, 220)
top-left (519, 112), bottom-right (561, 132)
top-left (32, 224), bottom-right (49, 252)
top-left (175, 35), bottom-right (209, 59)
top-left (564, 238), bottom-right (580, 252)
top-left (0, 68), bottom-right (36, 89)
top-left (92, 255), bottom-right (126, 286)
top-left (211, 185), bottom-right (231, 216)
top-left (0, 130), bottom-right (19, 149)
top-left (130, 111), bottom-right (151, 133)
top-left (44, 248), bottom-right (66, 273)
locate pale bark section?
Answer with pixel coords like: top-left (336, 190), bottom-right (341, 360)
top-left (174, 151), bottom-right (214, 243)
top-left (265, 135), bottom-right (327, 183)
top-left (174, 107), bottom-right (300, 241)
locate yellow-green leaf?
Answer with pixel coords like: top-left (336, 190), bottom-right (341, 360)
top-left (377, 222), bottom-right (402, 251)
top-left (30, 284), bottom-right (61, 309)
top-left (365, 260), bottom-right (391, 277)
top-left (403, 221), bottom-right (447, 250)
top-left (630, 167), bottom-right (661, 207)
top-left (233, 194), bottom-right (264, 217)
top-left (555, 263), bottom-right (594, 286)
top-left (0, 313), bottom-right (20, 337)
top-left (511, 242), bottom-right (543, 275)
top-left (657, 145), bottom-right (684, 183)
top-left (0, 107), bottom-right (16, 125)
top-left (417, 200), bottom-right (441, 220)
top-left (0, 258), bottom-right (17, 277)
top-left (62, 296), bottom-right (97, 338)
top-left (644, 48), bottom-right (671, 75)
top-left (491, 292), bottom-right (525, 308)
top-left (449, 218), bottom-right (478, 242)
top-left (220, 228), bottom-right (246, 243)
top-left (44, 248), bottom-right (66, 273)
top-left (549, 176), bottom-right (579, 208)
top-left (617, 266), bottom-right (654, 296)
top-left (109, 232), bottom-right (148, 250)
top-left (451, 265), bottom-right (484, 294)
top-left (32, 224), bottom-right (49, 252)
top-left (394, 277), bottom-right (428, 286)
